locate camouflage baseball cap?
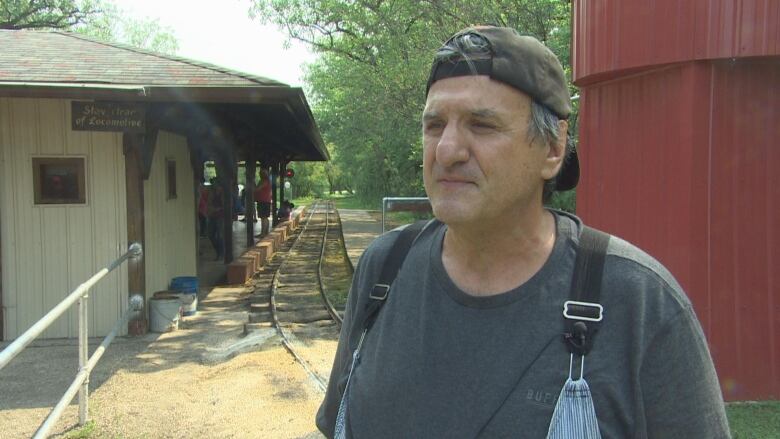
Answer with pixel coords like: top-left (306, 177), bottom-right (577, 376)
top-left (426, 26), bottom-right (578, 191)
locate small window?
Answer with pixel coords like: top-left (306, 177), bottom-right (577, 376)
top-left (166, 159), bottom-right (177, 200)
top-left (32, 157), bottom-right (86, 205)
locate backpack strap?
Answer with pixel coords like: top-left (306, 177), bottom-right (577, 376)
top-left (563, 226), bottom-right (611, 356)
top-left (360, 220), bottom-right (430, 332)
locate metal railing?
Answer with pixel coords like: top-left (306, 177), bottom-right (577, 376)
top-left (381, 197), bottom-right (432, 232)
top-left (0, 242), bottom-right (144, 438)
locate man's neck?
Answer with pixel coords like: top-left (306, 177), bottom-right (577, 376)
top-left (441, 207), bottom-right (557, 296)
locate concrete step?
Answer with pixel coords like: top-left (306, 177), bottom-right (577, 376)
top-left (248, 312), bottom-right (271, 323)
top-left (249, 294), bottom-right (270, 304)
top-left (249, 303), bottom-right (270, 313)
top-left (243, 322), bottom-right (273, 334)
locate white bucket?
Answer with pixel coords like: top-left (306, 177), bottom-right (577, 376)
top-left (149, 298), bottom-right (181, 332)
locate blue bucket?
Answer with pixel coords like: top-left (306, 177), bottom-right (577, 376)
top-left (170, 276), bottom-right (198, 293)
top-left (170, 276), bottom-right (199, 316)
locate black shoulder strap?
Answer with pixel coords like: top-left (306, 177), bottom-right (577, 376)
top-left (563, 225), bottom-right (611, 356)
top-left (360, 220), bottom-right (430, 332)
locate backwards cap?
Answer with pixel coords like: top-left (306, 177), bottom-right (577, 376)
top-left (426, 26), bottom-right (578, 191)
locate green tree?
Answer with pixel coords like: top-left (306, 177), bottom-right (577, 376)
top-left (253, 0), bottom-right (574, 210)
top-left (1, 0), bottom-right (178, 54)
top-left (0, 0), bottom-right (100, 29)
top-left (288, 161), bottom-right (329, 198)
top-left (75, 2), bottom-right (179, 55)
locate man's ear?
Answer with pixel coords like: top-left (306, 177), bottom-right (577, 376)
top-left (541, 120), bottom-right (568, 180)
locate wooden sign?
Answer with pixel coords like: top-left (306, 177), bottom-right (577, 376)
top-left (72, 101), bottom-right (145, 132)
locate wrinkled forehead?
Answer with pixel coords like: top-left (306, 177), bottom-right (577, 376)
top-left (423, 75), bottom-right (534, 118)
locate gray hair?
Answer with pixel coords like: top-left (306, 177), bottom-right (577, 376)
top-left (527, 101), bottom-right (572, 202)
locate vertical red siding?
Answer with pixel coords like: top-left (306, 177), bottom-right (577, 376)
top-left (706, 60), bottom-right (780, 400)
top-left (578, 64), bottom-right (700, 292)
top-left (574, 0), bottom-right (780, 84)
top-left (578, 57), bottom-right (780, 401)
top-left (575, 0), bottom-right (780, 401)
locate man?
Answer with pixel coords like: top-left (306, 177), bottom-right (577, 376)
top-left (318, 26), bottom-right (729, 438)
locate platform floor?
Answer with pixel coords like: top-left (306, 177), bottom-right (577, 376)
top-left (338, 209), bottom-right (383, 267)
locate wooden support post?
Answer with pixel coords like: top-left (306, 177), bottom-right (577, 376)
top-left (0, 204), bottom-right (3, 340)
top-left (123, 133), bottom-right (146, 335)
top-left (187, 137), bottom-right (205, 265)
top-left (222, 171), bottom-right (234, 265)
top-left (279, 161), bottom-right (286, 213)
top-left (271, 163), bottom-right (279, 228)
top-left (245, 159), bottom-right (256, 247)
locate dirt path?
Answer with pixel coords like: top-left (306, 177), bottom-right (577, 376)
top-left (0, 283), bottom-right (332, 439)
top-left (0, 208), bottom-right (374, 439)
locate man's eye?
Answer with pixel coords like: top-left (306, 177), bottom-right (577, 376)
top-left (425, 121), bottom-right (444, 131)
top-left (472, 121), bottom-right (496, 130)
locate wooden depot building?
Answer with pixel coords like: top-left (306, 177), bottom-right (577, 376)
top-left (0, 30), bottom-right (328, 340)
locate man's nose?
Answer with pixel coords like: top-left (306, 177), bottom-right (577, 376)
top-left (435, 122), bottom-right (469, 167)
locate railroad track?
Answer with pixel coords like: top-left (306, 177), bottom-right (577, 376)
top-left (270, 200), bottom-right (351, 391)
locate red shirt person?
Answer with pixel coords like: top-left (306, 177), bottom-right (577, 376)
top-left (254, 170), bottom-right (272, 236)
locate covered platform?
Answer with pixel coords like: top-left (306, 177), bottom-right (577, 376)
top-left (0, 30), bottom-right (328, 339)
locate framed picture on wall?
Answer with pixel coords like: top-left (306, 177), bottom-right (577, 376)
top-left (32, 157), bottom-right (87, 205)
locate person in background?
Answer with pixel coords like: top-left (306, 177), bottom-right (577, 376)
top-left (207, 177), bottom-right (224, 260)
top-left (277, 200), bottom-right (293, 223)
top-left (254, 169), bottom-right (272, 237)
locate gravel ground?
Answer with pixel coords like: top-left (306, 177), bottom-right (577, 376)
top-left (283, 322), bottom-right (341, 388)
top-left (0, 283), bottom-right (332, 439)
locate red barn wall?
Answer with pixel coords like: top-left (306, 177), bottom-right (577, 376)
top-left (574, 0), bottom-right (780, 401)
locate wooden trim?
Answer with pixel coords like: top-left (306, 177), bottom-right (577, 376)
top-left (141, 125), bottom-right (158, 180)
top-left (0, 201), bottom-right (3, 340)
top-left (124, 133), bottom-right (146, 334)
top-left (271, 163), bottom-right (279, 228)
top-left (0, 84), bottom-right (297, 103)
top-left (245, 159), bottom-right (256, 247)
top-left (212, 156), bottom-right (235, 265)
top-left (279, 161), bottom-right (287, 211)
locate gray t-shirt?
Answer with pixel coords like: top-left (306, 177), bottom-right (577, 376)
top-left (317, 212), bottom-right (730, 438)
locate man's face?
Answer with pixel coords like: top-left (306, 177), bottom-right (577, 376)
top-left (422, 75), bottom-right (562, 226)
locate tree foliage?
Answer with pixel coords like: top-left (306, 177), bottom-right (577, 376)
top-left (253, 0), bottom-right (575, 210)
top-left (1, 0), bottom-right (179, 54)
top-left (0, 0), bottom-right (99, 29)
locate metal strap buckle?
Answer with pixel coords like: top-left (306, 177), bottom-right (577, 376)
top-left (563, 300), bottom-right (603, 322)
top-left (369, 284), bottom-right (390, 300)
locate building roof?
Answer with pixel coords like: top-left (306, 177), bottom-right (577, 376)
top-left (0, 30), bottom-right (327, 162)
top-left (0, 30), bottom-right (284, 87)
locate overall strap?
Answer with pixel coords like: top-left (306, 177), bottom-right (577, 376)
top-left (361, 220), bottom-right (430, 332)
top-left (563, 226), bottom-right (611, 356)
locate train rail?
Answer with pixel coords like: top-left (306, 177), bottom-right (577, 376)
top-left (269, 200), bottom-right (351, 391)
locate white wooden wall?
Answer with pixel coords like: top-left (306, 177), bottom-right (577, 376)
top-left (143, 131), bottom-right (197, 297)
top-left (0, 98), bottom-right (128, 339)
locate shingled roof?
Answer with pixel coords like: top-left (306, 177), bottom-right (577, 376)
top-left (0, 30), bottom-right (285, 86)
top-left (0, 29), bottom-right (327, 162)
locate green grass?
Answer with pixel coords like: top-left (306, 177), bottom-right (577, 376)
top-left (64, 420), bottom-right (96, 438)
top-left (727, 401), bottom-right (780, 438)
top-left (330, 194), bottom-right (378, 210)
top-left (289, 195), bottom-right (316, 209)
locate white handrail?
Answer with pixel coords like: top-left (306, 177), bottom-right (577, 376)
top-left (0, 243), bottom-right (142, 370)
top-left (0, 242), bottom-right (143, 437)
top-left (34, 295), bottom-right (143, 438)
top-left (381, 197), bottom-right (431, 232)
